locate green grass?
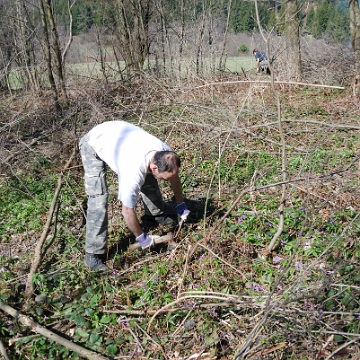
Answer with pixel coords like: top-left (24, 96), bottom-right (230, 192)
top-left (7, 56), bottom-right (256, 90)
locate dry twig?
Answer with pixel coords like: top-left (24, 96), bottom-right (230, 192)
top-left (24, 146), bottom-right (76, 297)
top-left (0, 338), bottom-right (10, 360)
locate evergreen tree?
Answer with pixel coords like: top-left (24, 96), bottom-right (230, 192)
top-left (305, 6), bottom-right (315, 33)
top-left (267, 9), bottom-right (277, 34)
top-left (328, 10), bottom-right (350, 42)
top-left (276, 4), bottom-right (286, 35)
top-left (229, 0), bottom-right (273, 33)
top-left (312, 0), bottom-right (332, 37)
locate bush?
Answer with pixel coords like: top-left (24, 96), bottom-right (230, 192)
top-left (237, 44), bottom-right (249, 54)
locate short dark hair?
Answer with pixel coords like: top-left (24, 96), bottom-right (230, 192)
top-left (153, 151), bottom-right (181, 173)
top-left (253, 49), bottom-right (258, 54)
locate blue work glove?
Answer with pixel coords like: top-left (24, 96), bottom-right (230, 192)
top-left (136, 233), bottom-right (159, 249)
top-left (175, 202), bottom-right (190, 222)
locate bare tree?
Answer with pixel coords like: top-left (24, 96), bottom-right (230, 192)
top-left (195, 0), bottom-right (206, 75)
top-left (178, 0), bottom-right (186, 76)
top-left (254, 0), bottom-right (288, 252)
top-left (154, 0), bottom-right (172, 75)
top-left (0, 1), bottom-right (14, 91)
top-left (218, 0), bottom-right (232, 72)
top-left (0, 0), bottom-right (40, 92)
top-left (284, 0), bottom-right (301, 80)
top-left (0, 0), bottom-right (72, 102)
top-left (61, 0), bottom-right (75, 65)
top-left (14, 0), bottom-right (39, 91)
top-left (115, 0), bottom-right (151, 75)
top-left (38, 0), bottom-right (61, 111)
top-left (43, 0), bottom-right (69, 106)
top-left (349, 0), bottom-right (360, 72)
top-left (94, 24), bottom-right (108, 82)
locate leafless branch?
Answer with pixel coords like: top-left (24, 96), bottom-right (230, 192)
top-left (24, 146), bottom-right (76, 297)
top-left (0, 301), bottom-right (108, 360)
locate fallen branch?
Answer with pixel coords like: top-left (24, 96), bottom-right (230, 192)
top-left (0, 338), bottom-right (10, 360)
top-left (147, 292), bottom-right (244, 332)
top-left (128, 233), bottom-right (174, 252)
top-left (0, 301), bottom-right (108, 360)
top-left (191, 80), bottom-right (345, 90)
top-left (247, 342), bottom-right (287, 358)
top-left (24, 146), bottom-right (76, 297)
top-left (103, 301), bottom-right (250, 315)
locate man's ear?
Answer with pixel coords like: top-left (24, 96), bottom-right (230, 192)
top-left (149, 162), bottom-right (158, 172)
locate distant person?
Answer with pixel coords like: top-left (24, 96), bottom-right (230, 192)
top-left (79, 121), bottom-right (190, 271)
top-left (253, 49), bottom-right (271, 75)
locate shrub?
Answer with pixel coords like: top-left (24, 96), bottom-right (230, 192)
top-left (237, 44), bottom-right (249, 54)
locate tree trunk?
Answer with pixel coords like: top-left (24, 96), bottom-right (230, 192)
top-left (95, 24), bottom-right (108, 82)
top-left (284, 0), bottom-right (301, 80)
top-left (61, 0), bottom-right (74, 65)
top-left (219, 0), bottom-right (232, 72)
top-left (0, 2), bottom-right (14, 92)
top-left (178, 0), bottom-right (185, 77)
top-left (116, 0), bottom-right (134, 76)
top-left (155, 0), bottom-right (172, 76)
top-left (116, 0), bottom-right (151, 76)
top-left (38, 0), bottom-right (61, 112)
top-left (196, 3), bottom-right (206, 76)
top-left (15, 0), bottom-right (38, 91)
top-left (208, 1), bottom-right (215, 74)
top-left (43, 0), bottom-right (69, 107)
top-left (349, 0), bottom-right (360, 71)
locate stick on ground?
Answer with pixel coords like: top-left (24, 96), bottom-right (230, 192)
top-left (128, 233), bottom-right (174, 252)
top-left (24, 146), bottom-right (76, 297)
top-left (0, 301), bottom-right (108, 360)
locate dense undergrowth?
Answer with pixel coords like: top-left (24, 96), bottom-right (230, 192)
top-left (1, 74), bottom-right (360, 359)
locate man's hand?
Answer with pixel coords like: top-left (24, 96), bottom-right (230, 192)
top-left (136, 233), bottom-right (160, 249)
top-left (175, 202), bottom-right (190, 222)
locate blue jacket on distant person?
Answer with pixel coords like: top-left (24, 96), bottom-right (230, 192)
top-left (253, 49), bottom-right (271, 75)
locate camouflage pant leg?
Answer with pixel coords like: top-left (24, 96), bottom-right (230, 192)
top-left (140, 174), bottom-right (164, 216)
top-left (79, 134), bottom-right (108, 254)
top-left (260, 60), bottom-right (269, 71)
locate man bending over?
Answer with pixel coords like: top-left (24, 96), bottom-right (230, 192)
top-left (79, 121), bottom-right (189, 271)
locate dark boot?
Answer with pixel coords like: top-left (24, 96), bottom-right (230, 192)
top-left (84, 253), bottom-right (109, 272)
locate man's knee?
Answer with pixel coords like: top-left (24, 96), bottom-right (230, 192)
top-left (85, 171), bottom-right (107, 197)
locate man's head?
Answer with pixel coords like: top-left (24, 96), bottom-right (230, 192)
top-left (150, 151), bottom-right (181, 180)
top-left (253, 49), bottom-right (259, 56)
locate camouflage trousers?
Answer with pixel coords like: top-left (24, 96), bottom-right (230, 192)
top-left (260, 60), bottom-right (270, 74)
top-left (79, 134), bottom-right (164, 254)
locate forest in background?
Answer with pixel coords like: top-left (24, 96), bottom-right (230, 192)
top-left (52, 0), bottom-right (350, 43)
top-left (0, 0), bottom-right (354, 96)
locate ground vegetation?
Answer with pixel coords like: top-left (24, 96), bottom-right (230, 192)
top-left (0, 29), bottom-right (360, 359)
top-left (0, 0), bottom-right (359, 357)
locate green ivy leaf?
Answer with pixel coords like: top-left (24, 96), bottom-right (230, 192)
top-left (106, 344), bottom-right (118, 355)
top-left (89, 333), bottom-right (100, 343)
top-left (85, 308), bottom-right (94, 316)
top-left (334, 334), bottom-right (344, 343)
top-left (74, 315), bottom-right (86, 326)
top-left (75, 328), bottom-right (90, 339)
top-left (81, 293), bottom-right (90, 301)
top-left (89, 295), bottom-right (99, 307)
top-left (100, 315), bottom-right (111, 324)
